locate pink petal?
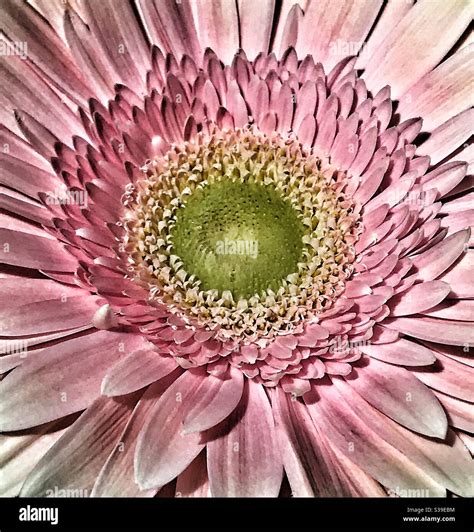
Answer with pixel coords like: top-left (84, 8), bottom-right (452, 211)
top-left (273, 387), bottom-right (355, 496)
top-left (359, 337), bottom-right (436, 366)
top-left (0, 228), bottom-right (77, 271)
top-left (0, 421), bottom-right (67, 496)
top-left (438, 250), bottom-right (474, 299)
top-left (0, 296), bottom-right (100, 335)
top-left (182, 366), bottom-right (244, 434)
top-left (398, 44), bottom-right (473, 131)
top-left (411, 352), bottom-right (474, 403)
top-left (389, 281), bottom-right (451, 316)
top-left (0, 330), bottom-right (141, 431)
top-left (175, 451), bottom-right (210, 497)
top-left (384, 316), bottom-right (474, 346)
top-left (308, 378), bottom-right (473, 496)
top-left (238, 0), bottom-right (275, 59)
top-left (20, 394), bottom-right (138, 496)
top-left (422, 300), bottom-right (474, 321)
top-left (347, 357), bottom-right (447, 438)
top-left (417, 108), bottom-right (474, 165)
top-left (91, 374), bottom-right (179, 497)
top-left (411, 229), bottom-right (470, 282)
top-left (101, 349), bottom-right (178, 396)
top-left (135, 369), bottom-right (211, 489)
top-left (433, 390), bottom-right (474, 434)
top-left (136, 0), bottom-right (201, 62)
top-left (297, 0), bottom-right (382, 70)
top-left (207, 379), bottom-right (282, 496)
top-left (364, 0), bottom-right (472, 97)
top-left (194, 0), bottom-right (239, 65)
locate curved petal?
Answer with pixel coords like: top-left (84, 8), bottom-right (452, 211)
top-left (207, 379), bottom-right (283, 497)
top-left (347, 357), bottom-right (448, 438)
top-left (20, 394), bottom-right (139, 496)
top-left (101, 349), bottom-right (178, 397)
top-left (135, 369), bottom-right (210, 489)
top-left (364, 0), bottom-right (472, 97)
top-left (182, 366), bottom-right (244, 434)
top-left (0, 330), bottom-right (143, 431)
top-left (273, 387), bottom-right (384, 496)
top-left (358, 337), bottom-right (436, 366)
top-left (388, 281), bottom-right (451, 316)
top-left (91, 372), bottom-right (179, 497)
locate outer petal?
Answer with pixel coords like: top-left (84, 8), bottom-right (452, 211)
top-left (363, 0), bottom-right (472, 97)
top-left (307, 378), bottom-right (473, 497)
top-left (20, 394), bottom-right (139, 496)
top-left (273, 387), bottom-right (384, 497)
top-left (207, 379), bottom-right (283, 497)
top-left (0, 228), bottom-right (77, 271)
top-left (175, 451), bottom-right (210, 498)
top-left (398, 44), bottom-right (474, 130)
top-left (101, 348), bottom-right (178, 396)
top-left (91, 372), bottom-right (179, 497)
top-left (0, 330), bottom-right (144, 431)
top-left (194, 0), bottom-right (239, 65)
top-left (297, 0), bottom-right (383, 70)
top-left (135, 369), bottom-right (213, 489)
top-left (238, 0), bottom-right (275, 59)
top-left (182, 366), bottom-right (244, 434)
top-left (347, 357), bottom-right (448, 438)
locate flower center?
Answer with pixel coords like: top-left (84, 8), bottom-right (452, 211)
top-left (170, 179), bottom-right (305, 299)
top-left (123, 126), bottom-right (360, 344)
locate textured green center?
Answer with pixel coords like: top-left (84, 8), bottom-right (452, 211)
top-left (170, 180), bottom-right (305, 299)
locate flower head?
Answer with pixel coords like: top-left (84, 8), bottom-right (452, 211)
top-left (0, 0), bottom-right (473, 498)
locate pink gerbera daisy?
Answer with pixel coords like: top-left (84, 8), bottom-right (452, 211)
top-left (0, 0), bottom-right (473, 499)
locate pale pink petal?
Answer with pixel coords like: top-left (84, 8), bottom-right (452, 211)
top-left (0, 421), bottom-right (67, 496)
top-left (101, 348), bottom-right (178, 396)
top-left (136, 0), bottom-right (201, 62)
top-left (417, 108), bottom-right (474, 165)
top-left (91, 373), bottom-right (179, 497)
top-left (364, 0), bottom-right (472, 97)
top-left (438, 250), bottom-right (474, 299)
top-left (411, 352), bottom-right (474, 403)
top-left (297, 0), bottom-right (383, 70)
top-left (175, 451), bottom-right (210, 498)
top-left (411, 229), bottom-right (470, 282)
top-left (384, 316), bottom-right (474, 346)
top-left (273, 387), bottom-right (383, 496)
top-left (207, 379), bottom-right (282, 497)
top-left (0, 296), bottom-right (101, 335)
top-left (358, 337), bottom-right (436, 366)
top-left (135, 370), bottom-right (209, 489)
top-left (20, 394), bottom-right (138, 496)
top-left (398, 44), bottom-right (474, 130)
top-left (0, 330), bottom-right (142, 431)
top-left (347, 357), bottom-right (447, 438)
top-left (194, 0), bottom-right (239, 65)
top-left (238, 0), bottom-right (275, 59)
top-left (182, 366), bottom-right (244, 434)
top-left (389, 281), bottom-right (451, 316)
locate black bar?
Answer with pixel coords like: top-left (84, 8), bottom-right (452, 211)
top-left (0, 497), bottom-right (471, 531)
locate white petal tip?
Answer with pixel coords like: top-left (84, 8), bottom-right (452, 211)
top-left (92, 304), bottom-right (118, 330)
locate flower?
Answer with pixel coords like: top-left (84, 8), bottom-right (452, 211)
top-left (0, 0), bottom-right (473, 498)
